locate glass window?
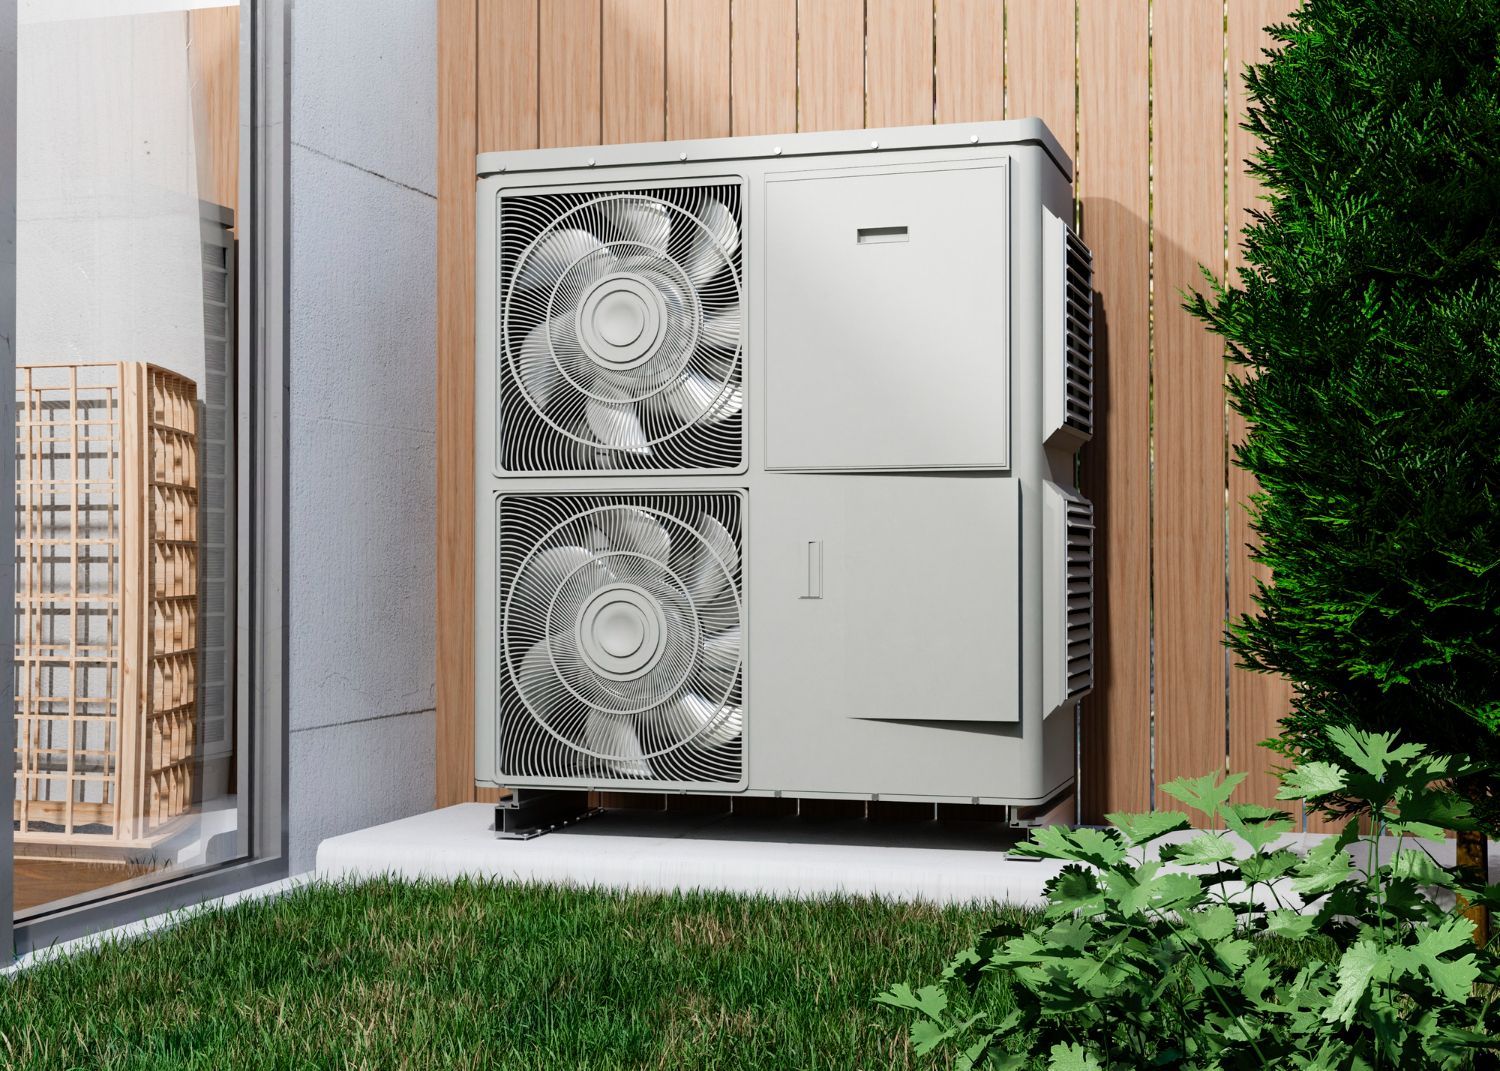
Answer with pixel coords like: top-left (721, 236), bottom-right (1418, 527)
top-left (12, 1), bottom-right (253, 921)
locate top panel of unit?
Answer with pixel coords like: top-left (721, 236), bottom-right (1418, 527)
top-left (476, 119), bottom-right (1072, 182)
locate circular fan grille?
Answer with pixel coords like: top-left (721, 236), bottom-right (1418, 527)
top-left (499, 494), bottom-right (744, 784)
top-left (498, 184), bottom-right (744, 473)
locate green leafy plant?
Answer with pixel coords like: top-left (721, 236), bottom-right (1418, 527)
top-left (878, 728), bottom-right (1500, 1069)
top-left (1185, 0), bottom-right (1500, 828)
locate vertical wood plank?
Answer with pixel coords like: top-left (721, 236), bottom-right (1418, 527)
top-left (866, 0), bottom-right (934, 127)
top-left (187, 8), bottom-right (239, 224)
top-left (730, 0), bottom-right (797, 135)
top-left (478, 0), bottom-right (539, 151)
top-left (1005, 0), bottom-right (1075, 152)
top-left (666, 0), bottom-right (731, 139)
top-left (1152, 0), bottom-right (1228, 796)
top-left (1077, 0), bottom-right (1152, 819)
top-left (602, 0), bottom-right (665, 144)
top-left (540, 0), bottom-right (603, 147)
top-left (1227, 0), bottom-right (1298, 809)
top-left (796, 0), bottom-right (864, 131)
top-left (436, 0), bottom-right (480, 808)
top-left (935, 0), bottom-right (1003, 124)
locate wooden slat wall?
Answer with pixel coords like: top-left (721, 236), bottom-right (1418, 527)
top-left (1152, 0), bottom-right (1228, 800)
top-left (436, 0), bottom-right (1302, 820)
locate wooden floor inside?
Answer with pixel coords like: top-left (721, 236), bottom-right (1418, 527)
top-left (13, 858), bottom-right (157, 915)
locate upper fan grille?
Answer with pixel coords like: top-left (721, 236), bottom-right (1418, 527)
top-left (1065, 496), bottom-right (1094, 698)
top-left (497, 492), bottom-right (744, 786)
top-left (1063, 227), bottom-right (1094, 438)
top-left (497, 183), bottom-right (744, 473)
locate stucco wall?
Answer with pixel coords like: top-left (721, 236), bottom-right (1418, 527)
top-left (287, 0), bottom-right (437, 871)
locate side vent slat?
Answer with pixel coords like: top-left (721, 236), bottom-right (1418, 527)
top-left (1064, 499), bottom-right (1095, 699)
top-left (1044, 210), bottom-right (1095, 449)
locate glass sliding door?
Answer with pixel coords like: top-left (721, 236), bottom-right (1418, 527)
top-left (7, 0), bottom-right (286, 955)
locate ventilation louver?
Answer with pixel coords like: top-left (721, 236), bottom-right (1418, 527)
top-left (1043, 481), bottom-right (1095, 715)
top-left (1064, 495), bottom-right (1095, 699)
top-left (1043, 210), bottom-right (1094, 447)
top-left (497, 492), bottom-right (745, 787)
top-left (497, 184), bottom-right (744, 473)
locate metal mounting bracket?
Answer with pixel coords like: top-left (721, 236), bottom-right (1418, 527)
top-left (494, 789), bottom-right (600, 840)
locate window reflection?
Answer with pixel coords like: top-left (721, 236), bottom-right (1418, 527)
top-left (13, 1), bottom-right (242, 916)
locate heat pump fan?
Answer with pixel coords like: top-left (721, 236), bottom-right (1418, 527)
top-left (496, 492), bottom-right (745, 787)
top-left (497, 183), bottom-right (744, 473)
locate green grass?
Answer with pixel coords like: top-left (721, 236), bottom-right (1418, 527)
top-left (0, 878), bottom-right (1028, 1070)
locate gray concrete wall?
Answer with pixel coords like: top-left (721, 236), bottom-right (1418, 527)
top-left (287, 0), bottom-right (437, 871)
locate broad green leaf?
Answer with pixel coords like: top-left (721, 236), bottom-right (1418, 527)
top-left (1221, 802), bottom-right (1296, 851)
top-left (1238, 848), bottom-right (1300, 883)
top-left (1264, 908), bottom-right (1316, 940)
top-left (1044, 865), bottom-right (1105, 917)
top-left (1047, 1041), bottom-right (1103, 1071)
top-left (1011, 826), bottom-right (1127, 868)
top-left (1184, 904), bottom-right (1236, 941)
top-left (1324, 938), bottom-right (1378, 1025)
top-left (910, 1019), bottom-right (954, 1055)
top-left (1160, 771), bottom-right (1247, 821)
top-left (1386, 849), bottom-right (1455, 887)
top-left (1419, 954), bottom-right (1481, 1003)
top-left (875, 982), bottom-right (947, 1022)
top-left (1325, 725), bottom-right (1424, 779)
top-left (1292, 827), bottom-right (1360, 896)
top-left (1277, 761), bottom-right (1346, 800)
top-left (1104, 810), bottom-right (1191, 847)
top-left (1389, 791), bottom-right (1478, 835)
top-left (1046, 916), bottom-right (1095, 952)
top-left (1158, 832), bottom-right (1237, 865)
top-left (1387, 914), bottom-right (1480, 1001)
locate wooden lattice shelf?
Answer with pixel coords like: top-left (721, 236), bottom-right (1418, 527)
top-left (14, 362), bottom-right (200, 853)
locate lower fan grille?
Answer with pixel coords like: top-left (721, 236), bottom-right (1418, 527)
top-left (496, 491), bottom-right (745, 786)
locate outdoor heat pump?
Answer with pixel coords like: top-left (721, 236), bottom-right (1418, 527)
top-left (473, 119), bottom-right (1094, 814)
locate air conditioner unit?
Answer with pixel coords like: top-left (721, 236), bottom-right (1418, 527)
top-left (474, 119), bottom-right (1093, 810)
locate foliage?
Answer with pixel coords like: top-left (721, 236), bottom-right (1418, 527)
top-left (1184, 0), bottom-right (1500, 826)
top-left (0, 880), bottom-right (1028, 1070)
top-left (878, 728), bottom-right (1500, 1069)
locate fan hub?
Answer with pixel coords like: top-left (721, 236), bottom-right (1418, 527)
top-left (576, 583), bottom-right (668, 680)
top-left (577, 274), bottom-right (668, 370)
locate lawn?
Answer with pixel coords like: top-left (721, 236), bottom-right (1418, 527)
top-left (0, 877), bottom-right (1027, 1070)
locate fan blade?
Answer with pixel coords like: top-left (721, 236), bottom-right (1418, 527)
top-left (650, 692), bottom-right (742, 750)
top-left (700, 304), bottom-right (741, 354)
top-left (597, 505), bottom-right (672, 564)
top-left (700, 626), bottom-right (742, 693)
top-left (596, 196), bottom-right (670, 253)
top-left (682, 198), bottom-right (738, 285)
top-left (516, 317), bottom-right (572, 410)
top-left (516, 228), bottom-right (617, 295)
top-left (585, 710), bottom-right (652, 777)
top-left (676, 514), bottom-right (738, 606)
top-left (662, 373), bottom-right (742, 427)
top-left (516, 633), bottom-right (581, 725)
top-left (585, 383), bottom-right (651, 453)
top-left (511, 546), bottom-right (614, 628)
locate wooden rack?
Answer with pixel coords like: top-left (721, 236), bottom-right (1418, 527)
top-left (14, 362), bottom-right (200, 855)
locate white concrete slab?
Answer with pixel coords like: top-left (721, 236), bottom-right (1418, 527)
top-left (315, 804), bottom-right (1068, 906)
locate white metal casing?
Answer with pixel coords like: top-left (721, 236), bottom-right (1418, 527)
top-left (474, 119), bottom-right (1091, 806)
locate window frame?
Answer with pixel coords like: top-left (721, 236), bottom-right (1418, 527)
top-left (4, 0), bottom-right (290, 960)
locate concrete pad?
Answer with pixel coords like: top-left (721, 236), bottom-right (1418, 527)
top-left (315, 804), bottom-right (1067, 906)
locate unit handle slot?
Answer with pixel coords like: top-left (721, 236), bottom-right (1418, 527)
top-left (856, 225), bottom-right (909, 245)
top-left (799, 540), bottom-right (823, 600)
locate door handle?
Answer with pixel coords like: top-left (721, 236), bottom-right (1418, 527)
top-left (799, 540), bottom-right (823, 600)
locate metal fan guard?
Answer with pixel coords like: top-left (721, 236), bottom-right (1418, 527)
top-left (500, 497), bottom-right (744, 772)
top-left (497, 184), bottom-right (744, 473)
